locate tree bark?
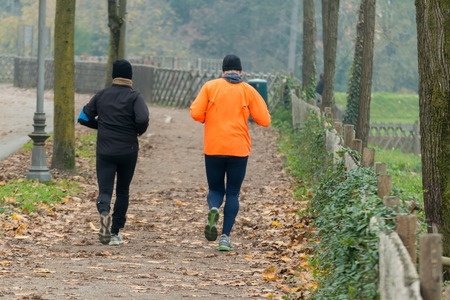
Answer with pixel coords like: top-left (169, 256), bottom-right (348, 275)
top-left (51, 0), bottom-right (76, 172)
top-left (287, 0), bottom-right (300, 74)
top-left (321, 0), bottom-right (339, 112)
top-left (105, 0), bottom-right (127, 87)
top-left (344, 1), bottom-right (365, 128)
top-left (415, 0), bottom-right (450, 256)
top-left (356, 0), bottom-right (376, 148)
top-left (302, 0), bottom-right (316, 99)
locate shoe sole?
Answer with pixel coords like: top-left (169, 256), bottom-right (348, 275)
top-left (204, 208), bottom-right (219, 241)
top-left (99, 213), bottom-right (111, 245)
top-left (109, 241), bottom-right (123, 246)
top-left (218, 245), bottom-right (234, 251)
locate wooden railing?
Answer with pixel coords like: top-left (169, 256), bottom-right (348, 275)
top-left (369, 121), bottom-right (420, 154)
top-left (149, 68), bottom-right (289, 111)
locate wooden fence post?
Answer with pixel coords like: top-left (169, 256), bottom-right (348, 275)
top-left (396, 214), bottom-right (417, 264)
top-left (362, 147), bottom-right (375, 167)
top-left (377, 174), bottom-right (392, 198)
top-left (383, 195), bottom-right (400, 211)
top-left (332, 119), bottom-right (342, 135)
top-left (351, 139), bottom-right (363, 153)
top-left (420, 234), bottom-right (443, 300)
top-left (344, 124), bottom-right (355, 147)
top-left (374, 162), bottom-right (387, 175)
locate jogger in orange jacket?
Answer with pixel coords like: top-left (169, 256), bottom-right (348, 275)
top-left (190, 54), bottom-right (271, 251)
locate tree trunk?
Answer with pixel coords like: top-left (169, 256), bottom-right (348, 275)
top-left (344, 1), bottom-right (365, 128)
top-left (105, 0), bottom-right (127, 87)
top-left (415, 0), bottom-right (450, 255)
top-left (321, 0), bottom-right (339, 112)
top-left (287, 0), bottom-right (300, 74)
top-left (356, 0), bottom-right (376, 148)
top-left (51, 0), bottom-right (76, 172)
top-left (302, 0), bottom-right (316, 100)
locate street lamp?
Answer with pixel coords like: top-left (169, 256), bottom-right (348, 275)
top-left (27, 0), bottom-right (51, 182)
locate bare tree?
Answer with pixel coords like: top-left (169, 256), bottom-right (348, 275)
top-left (415, 0), bottom-right (450, 254)
top-left (321, 0), bottom-right (339, 112)
top-left (356, 0), bottom-right (376, 148)
top-left (301, 0), bottom-right (316, 100)
top-left (105, 0), bottom-right (127, 87)
top-left (51, 0), bottom-right (76, 172)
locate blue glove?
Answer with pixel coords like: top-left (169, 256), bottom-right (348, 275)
top-left (77, 106), bottom-right (89, 122)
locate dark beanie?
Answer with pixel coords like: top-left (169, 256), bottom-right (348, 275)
top-left (112, 59), bottom-right (133, 79)
top-left (222, 54), bottom-right (242, 71)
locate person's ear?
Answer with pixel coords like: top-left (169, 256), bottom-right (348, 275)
top-left (238, 71), bottom-right (242, 75)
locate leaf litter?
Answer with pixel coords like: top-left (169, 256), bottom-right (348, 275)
top-left (0, 90), bottom-right (316, 299)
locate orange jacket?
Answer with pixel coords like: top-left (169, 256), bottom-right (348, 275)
top-left (190, 77), bottom-right (271, 156)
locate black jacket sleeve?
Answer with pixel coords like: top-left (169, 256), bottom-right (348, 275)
top-left (134, 93), bottom-right (149, 135)
top-left (78, 93), bottom-right (99, 129)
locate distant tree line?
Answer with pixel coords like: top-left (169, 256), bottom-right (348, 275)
top-left (0, 0), bottom-right (418, 93)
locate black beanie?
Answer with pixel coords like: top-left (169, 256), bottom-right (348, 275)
top-left (222, 54), bottom-right (242, 71)
top-left (112, 59), bottom-right (133, 79)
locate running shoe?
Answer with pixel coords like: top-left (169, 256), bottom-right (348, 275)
top-left (204, 207), bottom-right (219, 241)
top-left (218, 234), bottom-right (234, 251)
top-left (109, 234), bottom-right (124, 246)
top-left (98, 212), bottom-right (111, 245)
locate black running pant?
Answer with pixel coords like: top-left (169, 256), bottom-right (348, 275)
top-left (96, 152), bottom-right (138, 234)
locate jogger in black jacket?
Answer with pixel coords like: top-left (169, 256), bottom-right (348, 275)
top-left (78, 59), bottom-right (149, 246)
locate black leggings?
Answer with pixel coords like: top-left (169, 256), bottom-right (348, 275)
top-left (96, 152), bottom-right (138, 234)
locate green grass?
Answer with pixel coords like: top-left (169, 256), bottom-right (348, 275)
top-left (0, 179), bottom-right (81, 214)
top-left (76, 131), bottom-right (97, 158)
top-left (335, 92), bottom-right (419, 124)
top-left (374, 147), bottom-right (422, 201)
top-left (373, 146), bottom-right (425, 234)
top-left (1, 131), bottom-right (97, 215)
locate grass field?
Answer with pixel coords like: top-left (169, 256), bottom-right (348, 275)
top-left (334, 92), bottom-right (419, 124)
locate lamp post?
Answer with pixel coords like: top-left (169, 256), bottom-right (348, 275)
top-left (27, 0), bottom-right (51, 182)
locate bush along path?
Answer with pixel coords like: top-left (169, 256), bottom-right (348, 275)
top-left (0, 99), bottom-right (316, 299)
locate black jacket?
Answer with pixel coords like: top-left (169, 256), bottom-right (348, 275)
top-left (79, 84), bottom-right (149, 155)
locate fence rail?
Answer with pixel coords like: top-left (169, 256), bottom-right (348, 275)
top-left (369, 121), bottom-right (420, 154)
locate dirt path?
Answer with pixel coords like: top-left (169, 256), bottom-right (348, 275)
top-left (0, 85), bottom-right (313, 299)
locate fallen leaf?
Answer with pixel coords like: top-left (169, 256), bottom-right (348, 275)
top-left (35, 268), bottom-right (53, 273)
top-left (262, 266), bottom-right (279, 281)
top-left (89, 222), bottom-right (97, 231)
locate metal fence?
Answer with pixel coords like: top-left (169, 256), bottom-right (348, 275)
top-left (0, 55), bottom-right (15, 83)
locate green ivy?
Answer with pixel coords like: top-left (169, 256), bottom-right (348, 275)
top-left (309, 157), bottom-right (399, 300)
top-left (344, 45), bottom-right (363, 129)
top-left (272, 84), bottom-right (402, 299)
top-left (276, 112), bottom-right (331, 183)
top-left (303, 65), bottom-right (317, 101)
